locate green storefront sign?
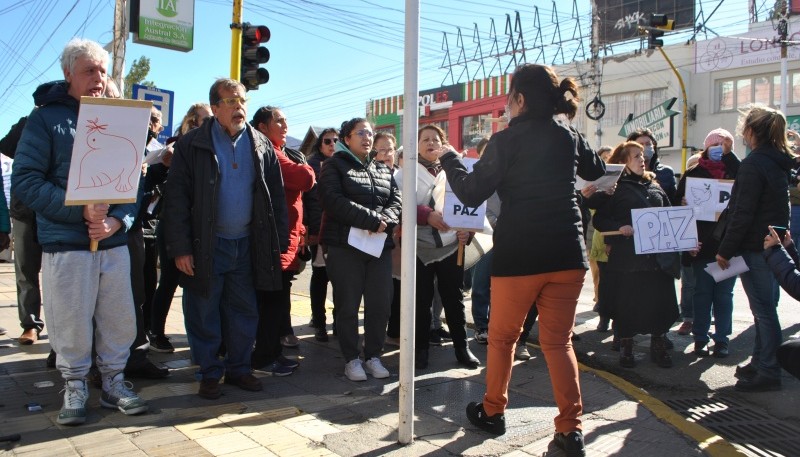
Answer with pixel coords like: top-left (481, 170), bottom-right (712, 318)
top-left (133, 0), bottom-right (195, 52)
top-left (618, 98), bottom-right (679, 147)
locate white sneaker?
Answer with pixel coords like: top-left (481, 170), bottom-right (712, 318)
top-left (57, 379), bottom-right (88, 425)
top-left (344, 359), bottom-right (367, 381)
top-left (474, 329), bottom-right (489, 345)
top-left (515, 343), bottom-right (532, 361)
top-left (363, 357), bottom-right (390, 379)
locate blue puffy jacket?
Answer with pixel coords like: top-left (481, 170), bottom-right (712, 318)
top-left (11, 81), bottom-right (135, 252)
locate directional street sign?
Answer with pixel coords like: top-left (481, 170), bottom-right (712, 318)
top-left (618, 97), bottom-right (679, 147)
top-left (132, 84), bottom-right (175, 143)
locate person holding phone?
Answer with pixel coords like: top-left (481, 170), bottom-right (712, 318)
top-left (716, 105), bottom-right (796, 392)
top-left (763, 225), bottom-right (800, 381)
top-left (675, 128), bottom-right (740, 358)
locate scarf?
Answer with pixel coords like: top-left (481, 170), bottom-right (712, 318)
top-left (698, 157), bottom-right (726, 179)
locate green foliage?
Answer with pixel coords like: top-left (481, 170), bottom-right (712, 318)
top-left (123, 57), bottom-right (155, 98)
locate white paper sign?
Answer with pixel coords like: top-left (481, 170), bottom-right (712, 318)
top-left (443, 157), bottom-right (486, 231)
top-left (705, 256), bottom-right (749, 283)
top-left (684, 177), bottom-right (734, 222)
top-left (575, 164), bottom-right (625, 193)
top-left (631, 207), bottom-right (698, 254)
top-left (65, 97), bottom-right (152, 205)
top-left (348, 227), bottom-right (387, 258)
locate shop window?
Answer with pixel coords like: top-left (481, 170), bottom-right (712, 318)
top-left (793, 73), bottom-right (800, 105)
top-left (717, 72), bottom-right (800, 112)
top-left (719, 80), bottom-right (734, 111)
top-left (773, 75), bottom-right (782, 108)
top-left (753, 77), bottom-right (770, 105)
top-left (737, 79), bottom-right (752, 106)
top-left (461, 114), bottom-right (492, 150)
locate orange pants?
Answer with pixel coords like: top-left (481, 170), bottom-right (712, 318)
top-left (483, 269), bottom-right (585, 433)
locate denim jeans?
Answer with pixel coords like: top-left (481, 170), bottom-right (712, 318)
top-left (183, 236), bottom-right (258, 381)
top-left (470, 249), bottom-right (493, 330)
top-left (739, 250), bottom-right (782, 379)
top-left (679, 264), bottom-right (696, 320)
top-left (691, 262), bottom-right (735, 345)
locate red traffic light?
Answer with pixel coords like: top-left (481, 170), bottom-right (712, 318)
top-left (243, 24), bottom-right (270, 45)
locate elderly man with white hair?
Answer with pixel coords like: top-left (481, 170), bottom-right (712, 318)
top-left (12, 38), bottom-right (146, 425)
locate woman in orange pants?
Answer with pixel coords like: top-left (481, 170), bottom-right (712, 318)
top-left (436, 63), bottom-right (605, 457)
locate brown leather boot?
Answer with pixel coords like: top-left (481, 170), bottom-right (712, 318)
top-left (650, 335), bottom-right (673, 368)
top-left (620, 338), bottom-right (636, 368)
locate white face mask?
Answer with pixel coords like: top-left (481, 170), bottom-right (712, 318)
top-left (643, 144), bottom-right (655, 161)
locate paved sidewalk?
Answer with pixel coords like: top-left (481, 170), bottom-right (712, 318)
top-left (0, 262), bottom-right (736, 456)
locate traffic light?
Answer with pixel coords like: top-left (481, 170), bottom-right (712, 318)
top-left (241, 23), bottom-right (270, 91)
top-left (647, 14), bottom-right (674, 50)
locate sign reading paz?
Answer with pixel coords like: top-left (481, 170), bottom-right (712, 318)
top-left (65, 97), bottom-right (153, 205)
top-left (684, 177), bottom-right (734, 222)
top-left (632, 207), bottom-right (698, 254)
top-left (443, 157), bottom-right (486, 231)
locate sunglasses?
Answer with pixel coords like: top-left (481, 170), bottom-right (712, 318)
top-left (217, 97), bottom-right (248, 107)
top-left (323, 138), bottom-right (339, 145)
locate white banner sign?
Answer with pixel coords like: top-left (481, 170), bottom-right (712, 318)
top-left (632, 206), bottom-right (698, 254)
top-left (695, 26), bottom-right (800, 74)
top-left (684, 177), bottom-right (734, 222)
top-left (443, 157), bottom-right (486, 231)
top-left (65, 97), bottom-right (152, 205)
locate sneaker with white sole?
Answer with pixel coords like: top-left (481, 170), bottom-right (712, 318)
top-left (515, 343), bottom-right (532, 361)
top-left (344, 359), bottom-right (367, 381)
top-left (100, 372), bottom-right (148, 415)
top-left (363, 357), bottom-right (390, 379)
top-left (474, 329), bottom-right (489, 345)
top-left (57, 379), bottom-right (88, 425)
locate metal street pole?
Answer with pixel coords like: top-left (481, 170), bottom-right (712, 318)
top-left (658, 48), bottom-right (688, 173)
top-left (779, 3), bottom-right (788, 114)
top-left (230, 0), bottom-right (243, 80)
top-left (398, 0), bottom-right (420, 445)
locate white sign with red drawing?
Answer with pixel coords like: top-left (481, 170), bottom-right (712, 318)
top-left (65, 97), bottom-right (152, 205)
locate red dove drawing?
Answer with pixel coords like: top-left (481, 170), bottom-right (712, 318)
top-left (76, 118), bottom-right (139, 193)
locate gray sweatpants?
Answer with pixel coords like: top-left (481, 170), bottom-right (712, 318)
top-left (41, 246), bottom-right (136, 380)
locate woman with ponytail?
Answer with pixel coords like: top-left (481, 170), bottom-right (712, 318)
top-left (717, 105), bottom-right (797, 392)
top-left (433, 64), bottom-right (605, 456)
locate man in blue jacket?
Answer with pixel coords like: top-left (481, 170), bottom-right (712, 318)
top-left (12, 38), bottom-right (147, 425)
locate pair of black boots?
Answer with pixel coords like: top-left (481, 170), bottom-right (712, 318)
top-left (619, 335), bottom-right (672, 368)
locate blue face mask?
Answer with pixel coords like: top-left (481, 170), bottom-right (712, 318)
top-left (643, 144), bottom-right (655, 161)
top-left (708, 145), bottom-right (723, 161)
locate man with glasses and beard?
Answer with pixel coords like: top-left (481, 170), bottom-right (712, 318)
top-left (163, 78), bottom-right (288, 399)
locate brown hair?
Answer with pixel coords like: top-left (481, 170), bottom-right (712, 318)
top-left (737, 104), bottom-right (797, 157)
top-left (508, 64), bottom-right (579, 120)
top-left (418, 124), bottom-right (447, 143)
top-left (209, 78), bottom-right (245, 106)
top-left (609, 141), bottom-right (655, 182)
top-left (179, 103), bottom-right (211, 135)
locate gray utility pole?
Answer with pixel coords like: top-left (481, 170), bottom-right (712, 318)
top-left (591, 0), bottom-right (602, 149)
top-left (779, 1), bottom-right (789, 115)
top-left (112, 0), bottom-right (128, 94)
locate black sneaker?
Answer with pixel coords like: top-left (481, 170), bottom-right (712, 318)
top-left (429, 330), bottom-right (443, 346)
top-left (554, 431), bottom-right (586, 457)
top-left (433, 327), bottom-right (452, 342)
top-left (149, 334), bottom-right (175, 353)
top-left (277, 355), bottom-right (299, 370)
top-left (465, 402), bottom-right (505, 435)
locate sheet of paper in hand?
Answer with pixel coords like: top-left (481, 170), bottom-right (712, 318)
top-left (575, 164), bottom-right (625, 193)
top-left (631, 206), bottom-right (698, 254)
top-left (443, 157), bottom-right (487, 231)
top-left (684, 177), bottom-right (734, 222)
top-left (65, 97), bottom-right (153, 205)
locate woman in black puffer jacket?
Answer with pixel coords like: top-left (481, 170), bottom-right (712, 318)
top-left (318, 117), bottom-right (401, 382)
top-left (593, 141), bottom-right (678, 369)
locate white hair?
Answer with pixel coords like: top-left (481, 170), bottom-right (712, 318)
top-left (60, 38), bottom-right (108, 74)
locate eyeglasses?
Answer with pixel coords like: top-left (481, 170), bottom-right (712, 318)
top-left (323, 138), bottom-right (339, 145)
top-left (353, 129), bottom-right (374, 138)
top-left (217, 97), bottom-right (248, 107)
top-left (376, 148), bottom-right (395, 154)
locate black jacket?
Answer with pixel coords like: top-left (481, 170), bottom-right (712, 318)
top-left (593, 174), bottom-right (671, 272)
top-left (440, 113), bottom-right (605, 276)
top-left (649, 151), bottom-right (677, 204)
top-left (764, 242), bottom-right (800, 301)
top-left (317, 148), bottom-right (401, 250)
top-left (303, 150), bottom-right (328, 237)
top-left (718, 145), bottom-right (794, 259)
top-left (675, 153), bottom-right (740, 263)
top-left (162, 119), bottom-right (289, 296)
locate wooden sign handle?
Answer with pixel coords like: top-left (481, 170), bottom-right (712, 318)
top-left (600, 230), bottom-right (623, 236)
top-left (456, 242), bottom-right (465, 266)
top-left (90, 240), bottom-right (98, 252)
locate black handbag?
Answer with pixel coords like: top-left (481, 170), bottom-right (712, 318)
top-left (655, 251), bottom-right (681, 279)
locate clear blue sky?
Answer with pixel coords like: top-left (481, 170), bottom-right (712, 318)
top-left (0, 0), bottom-right (751, 140)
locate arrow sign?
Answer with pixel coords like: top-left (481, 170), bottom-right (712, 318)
top-left (618, 98), bottom-right (680, 138)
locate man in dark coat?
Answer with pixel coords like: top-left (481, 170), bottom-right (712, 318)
top-left (163, 78), bottom-right (288, 400)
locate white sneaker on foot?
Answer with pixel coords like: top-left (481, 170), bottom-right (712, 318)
top-left (57, 379), bottom-right (88, 425)
top-left (344, 359), bottom-right (367, 381)
top-left (363, 357), bottom-right (390, 379)
top-left (515, 343), bottom-right (532, 361)
top-left (100, 372), bottom-right (148, 415)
